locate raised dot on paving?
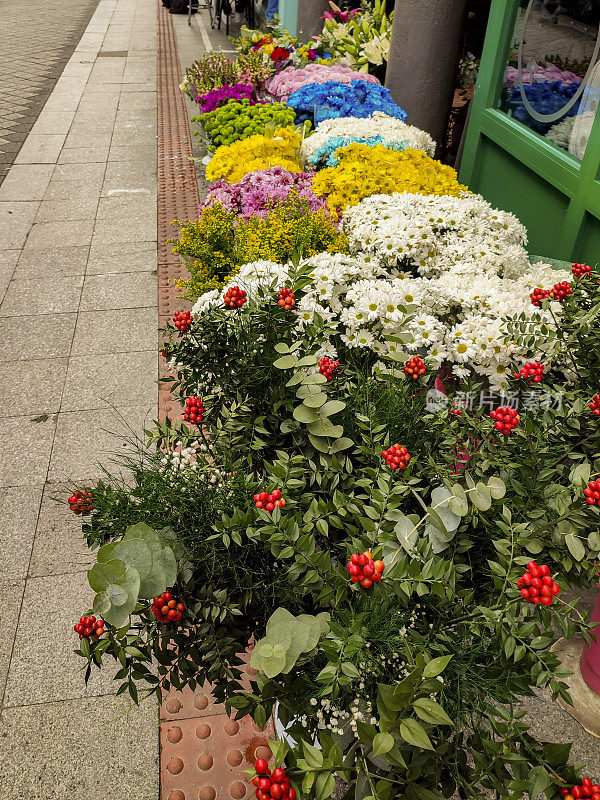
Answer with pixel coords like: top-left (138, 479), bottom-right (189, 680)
top-left (223, 720), bottom-right (239, 736)
top-left (227, 750), bottom-right (243, 767)
top-left (197, 753), bottom-right (214, 771)
top-left (198, 786), bottom-right (216, 800)
top-left (230, 781), bottom-right (247, 799)
top-left (167, 726), bottom-right (183, 744)
top-left (168, 757), bottom-right (185, 775)
top-left (196, 722), bottom-right (211, 739)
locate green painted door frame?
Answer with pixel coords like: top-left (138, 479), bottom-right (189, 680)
top-left (459, 0), bottom-right (600, 264)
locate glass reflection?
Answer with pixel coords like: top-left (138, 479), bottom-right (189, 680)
top-left (500, 0), bottom-right (600, 158)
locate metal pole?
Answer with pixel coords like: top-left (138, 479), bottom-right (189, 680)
top-left (385, 0), bottom-right (468, 148)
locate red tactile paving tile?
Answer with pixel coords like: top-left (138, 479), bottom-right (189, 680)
top-left (156, 6), bottom-right (273, 799)
top-left (161, 713), bottom-right (275, 800)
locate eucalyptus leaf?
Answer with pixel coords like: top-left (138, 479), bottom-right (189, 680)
top-left (293, 405), bottom-right (319, 424)
top-left (273, 355), bottom-right (297, 369)
top-left (88, 559), bottom-right (127, 593)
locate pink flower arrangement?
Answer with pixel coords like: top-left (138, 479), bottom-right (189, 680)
top-left (266, 64), bottom-right (380, 103)
top-left (198, 83), bottom-right (259, 112)
top-left (322, 7), bottom-right (360, 21)
top-left (200, 167), bottom-right (330, 220)
top-left (503, 62), bottom-right (581, 91)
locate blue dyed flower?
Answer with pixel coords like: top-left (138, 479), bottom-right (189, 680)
top-left (287, 80), bottom-right (407, 124)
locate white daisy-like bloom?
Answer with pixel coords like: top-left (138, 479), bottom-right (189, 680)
top-left (188, 191), bottom-right (573, 381)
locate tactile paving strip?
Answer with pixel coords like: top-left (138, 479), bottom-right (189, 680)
top-left (156, 5), bottom-right (274, 798)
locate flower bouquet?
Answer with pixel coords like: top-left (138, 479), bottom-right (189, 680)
top-left (317, 0), bottom-right (393, 77)
top-left (312, 144), bottom-right (465, 216)
top-left (200, 167), bottom-right (329, 220)
top-left (266, 63), bottom-right (379, 103)
top-left (196, 83), bottom-right (258, 114)
top-left (287, 79), bottom-right (406, 124)
top-left (302, 113), bottom-right (436, 167)
top-left (195, 99), bottom-right (296, 150)
top-left (235, 26), bottom-right (325, 68)
top-left (181, 51), bottom-right (274, 102)
top-left (205, 126), bottom-right (306, 183)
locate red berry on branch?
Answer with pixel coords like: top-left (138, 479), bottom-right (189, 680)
top-left (517, 562), bottom-right (560, 606)
top-left (172, 310), bottom-right (194, 333)
top-left (183, 396), bottom-right (204, 425)
top-left (277, 287), bottom-right (295, 310)
top-left (223, 286), bottom-right (247, 309)
top-left (403, 356), bottom-right (426, 380)
top-left (585, 480), bottom-right (600, 505)
top-left (514, 362), bottom-right (545, 384)
top-left (490, 406), bottom-right (520, 435)
top-left (152, 591), bottom-right (185, 623)
top-left (255, 759), bottom-right (269, 775)
top-left (75, 614), bottom-right (105, 641)
top-left (67, 489), bottom-right (94, 515)
top-left (346, 551), bottom-right (384, 588)
top-left (254, 490), bottom-right (286, 515)
top-left (381, 443), bottom-right (411, 470)
top-left (318, 356), bottom-right (340, 381)
top-left (589, 394), bottom-right (600, 416)
top-left (572, 262), bottom-right (592, 279)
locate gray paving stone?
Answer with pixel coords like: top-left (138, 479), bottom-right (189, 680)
top-left (28, 490), bottom-right (95, 578)
top-left (0, 164), bottom-right (54, 202)
top-left (86, 241), bottom-right (156, 273)
top-left (24, 219), bottom-right (95, 250)
top-left (3, 570), bottom-right (127, 706)
top-left (14, 246), bottom-right (89, 279)
top-left (0, 357), bottom-right (68, 416)
top-left (72, 306), bottom-right (157, 354)
top-left (0, 414), bottom-right (56, 487)
top-left (58, 145), bottom-right (111, 164)
top-left (0, 313), bottom-right (76, 360)
top-left (0, 695), bottom-right (159, 800)
top-left (14, 134), bottom-right (67, 164)
top-left (48, 405), bottom-right (157, 483)
top-left (0, 201), bottom-right (39, 250)
top-left (0, 275), bottom-right (83, 316)
top-left (43, 179), bottom-right (103, 202)
top-left (30, 111), bottom-right (76, 136)
top-left (0, 487), bottom-right (43, 581)
top-left (80, 271), bottom-right (156, 310)
top-left (35, 196), bottom-right (99, 223)
top-left (62, 350), bottom-right (158, 410)
top-left (93, 214), bottom-right (156, 245)
top-left (0, 581), bottom-right (25, 707)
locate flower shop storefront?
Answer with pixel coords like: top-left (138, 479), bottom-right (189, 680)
top-left (460, 0), bottom-right (600, 263)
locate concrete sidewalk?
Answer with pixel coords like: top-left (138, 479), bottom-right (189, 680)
top-left (0, 0), bottom-right (160, 797)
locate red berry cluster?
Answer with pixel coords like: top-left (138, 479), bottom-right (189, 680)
top-left (74, 615), bottom-right (105, 640)
top-left (403, 356), bottom-right (426, 380)
top-left (589, 394), bottom-right (600, 416)
top-left (252, 759), bottom-right (296, 800)
top-left (381, 444), bottom-right (411, 470)
top-left (560, 778), bottom-right (600, 800)
top-left (277, 288), bottom-right (295, 310)
top-left (490, 406), bottom-right (519, 435)
top-left (584, 480), bottom-right (600, 505)
top-left (183, 396), bottom-right (204, 425)
top-left (68, 490), bottom-right (94, 515)
top-left (514, 362), bottom-right (545, 383)
top-left (530, 281), bottom-right (573, 306)
top-left (152, 592), bottom-right (185, 623)
top-left (223, 286), bottom-right (247, 309)
top-left (517, 561), bottom-right (560, 605)
top-left (172, 310), bottom-right (193, 333)
top-left (571, 262), bottom-right (592, 280)
top-left (318, 356), bottom-right (340, 381)
top-left (346, 551), bottom-right (385, 588)
top-left (254, 490), bottom-right (286, 513)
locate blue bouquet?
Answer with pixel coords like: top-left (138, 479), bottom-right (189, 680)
top-left (287, 80), bottom-right (407, 125)
top-left (307, 134), bottom-right (411, 168)
top-left (506, 79), bottom-right (582, 134)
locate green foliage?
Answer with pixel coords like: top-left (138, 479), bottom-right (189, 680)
top-left (72, 267), bottom-right (600, 796)
top-left (251, 608), bottom-right (330, 677)
top-left (89, 523), bottom-right (176, 627)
